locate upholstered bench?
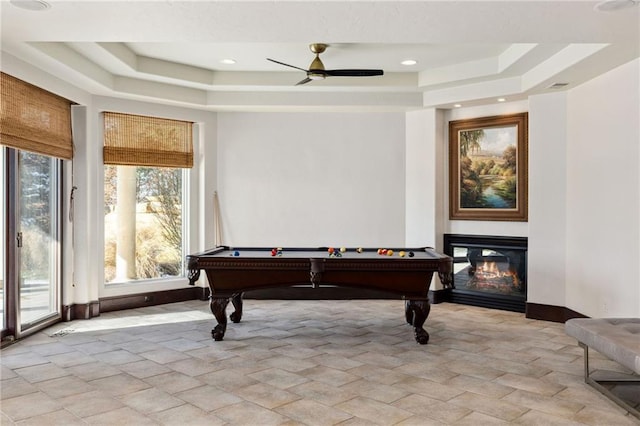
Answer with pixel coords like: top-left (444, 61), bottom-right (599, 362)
top-left (565, 318), bottom-right (640, 419)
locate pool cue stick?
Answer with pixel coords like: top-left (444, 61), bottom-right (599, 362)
top-left (213, 191), bottom-right (222, 246)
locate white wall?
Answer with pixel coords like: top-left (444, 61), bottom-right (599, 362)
top-left (527, 92), bottom-right (568, 308)
top-left (216, 112), bottom-right (406, 247)
top-left (405, 108), bottom-right (445, 249)
top-left (565, 59), bottom-right (640, 317)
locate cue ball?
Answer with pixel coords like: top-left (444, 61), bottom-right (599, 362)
top-left (408, 251), bottom-right (414, 257)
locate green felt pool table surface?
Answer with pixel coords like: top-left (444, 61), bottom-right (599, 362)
top-left (199, 246), bottom-right (444, 259)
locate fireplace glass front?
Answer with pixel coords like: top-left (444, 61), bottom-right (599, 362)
top-left (443, 234), bottom-right (527, 312)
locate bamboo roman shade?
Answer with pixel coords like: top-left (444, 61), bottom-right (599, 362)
top-left (103, 112), bottom-right (193, 168)
top-left (0, 72), bottom-right (73, 159)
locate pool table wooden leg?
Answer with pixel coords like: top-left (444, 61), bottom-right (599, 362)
top-left (229, 292), bottom-right (244, 323)
top-left (405, 299), bottom-right (431, 345)
top-left (210, 296), bottom-right (229, 341)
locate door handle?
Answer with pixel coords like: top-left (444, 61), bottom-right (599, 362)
top-left (17, 231), bottom-right (22, 248)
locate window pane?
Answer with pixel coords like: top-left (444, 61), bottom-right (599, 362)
top-left (104, 165), bottom-right (185, 283)
top-left (19, 151), bottom-right (59, 326)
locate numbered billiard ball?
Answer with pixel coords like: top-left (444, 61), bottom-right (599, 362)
top-left (408, 251), bottom-right (414, 257)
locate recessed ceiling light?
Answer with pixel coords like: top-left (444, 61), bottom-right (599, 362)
top-left (594, 0), bottom-right (638, 11)
top-left (454, 104), bottom-right (462, 108)
top-left (220, 59), bottom-right (236, 65)
top-left (10, 0), bottom-right (50, 11)
top-left (497, 98), bottom-right (506, 102)
top-left (401, 59), bottom-right (417, 66)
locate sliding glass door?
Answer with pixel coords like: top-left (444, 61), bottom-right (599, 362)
top-left (18, 149), bottom-right (61, 327)
top-left (1, 148), bottom-right (62, 342)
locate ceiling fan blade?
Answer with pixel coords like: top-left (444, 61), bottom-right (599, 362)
top-left (267, 58), bottom-right (309, 72)
top-left (295, 77), bottom-right (313, 86)
top-left (325, 69), bottom-right (384, 77)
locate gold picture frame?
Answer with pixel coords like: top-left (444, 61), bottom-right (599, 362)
top-left (449, 113), bottom-right (528, 221)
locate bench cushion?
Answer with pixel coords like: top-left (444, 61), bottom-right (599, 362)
top-left (565, 318), bottom-right (640, 375)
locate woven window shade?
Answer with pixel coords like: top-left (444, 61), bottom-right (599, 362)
top-left (0, 72), bottom-right (73, 160)
top-left (103, 112), bottom-right (193, 168)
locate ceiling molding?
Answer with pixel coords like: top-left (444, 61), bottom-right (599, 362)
top-left (2, 1), bottom-right (638, 111)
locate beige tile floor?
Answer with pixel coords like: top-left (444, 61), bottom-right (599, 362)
top-left (1, 299), bottom-right (639, 425)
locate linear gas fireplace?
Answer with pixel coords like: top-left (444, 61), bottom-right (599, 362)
top-left (443, 234), bottom-right (527, 312)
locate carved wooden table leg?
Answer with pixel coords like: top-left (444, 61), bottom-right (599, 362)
top-left (405, 299), bottom-right (431, 344)
top-left (229, 292), bottom-right (244, 323)
top-left (210, 297), bottom-right (230, 341)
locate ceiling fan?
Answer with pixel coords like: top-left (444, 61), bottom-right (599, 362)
top-left (267, 43), bottom-right (384, 86)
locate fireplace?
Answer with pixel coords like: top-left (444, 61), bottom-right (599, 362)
top-left (443, 234), bottom-right (527, 312)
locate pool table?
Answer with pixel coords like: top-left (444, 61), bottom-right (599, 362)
top-left (186, 246), bottom-right (452, 344)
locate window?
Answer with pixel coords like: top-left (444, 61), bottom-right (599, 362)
top-left (102, 112), bottom-right (193, 285)
top-left (104, 165), bottom-right (186, 284)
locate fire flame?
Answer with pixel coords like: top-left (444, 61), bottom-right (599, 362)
top-left (475, 261), bottom-right (520, 286)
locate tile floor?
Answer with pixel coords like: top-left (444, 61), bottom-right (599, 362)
top-left (1, 299), bottom-right (639, 425)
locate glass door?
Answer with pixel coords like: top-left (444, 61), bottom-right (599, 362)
top-left (18, 150), bottom-right (61, 329)
top-left (2, 148), bottom-right (62, 343)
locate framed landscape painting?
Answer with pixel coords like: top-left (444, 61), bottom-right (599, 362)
top-left (449, 113), bottom-right (528, 221)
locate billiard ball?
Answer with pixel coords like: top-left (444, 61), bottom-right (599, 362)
top-left (233, 251), bottom-right (240, 256)
top-left (381, 249), bottom-right (388, 255)
top-left (340, 247), bottom-right (347, 253)
top-left (399, 251), bottom-right (406, 257)
top-left (408, 251), bottom-right (414, 257)
top-left (328, 247), bottom-right (335, 254)
top-left (387, 249), bottom-right (394, 256)
top-left (377, 248), bottom-right (383, 255)
top-left (356, 247), bottom-right (363, 253)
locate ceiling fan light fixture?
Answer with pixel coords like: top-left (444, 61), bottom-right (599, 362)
top-left (267, 43), bottom-right (383, 86)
